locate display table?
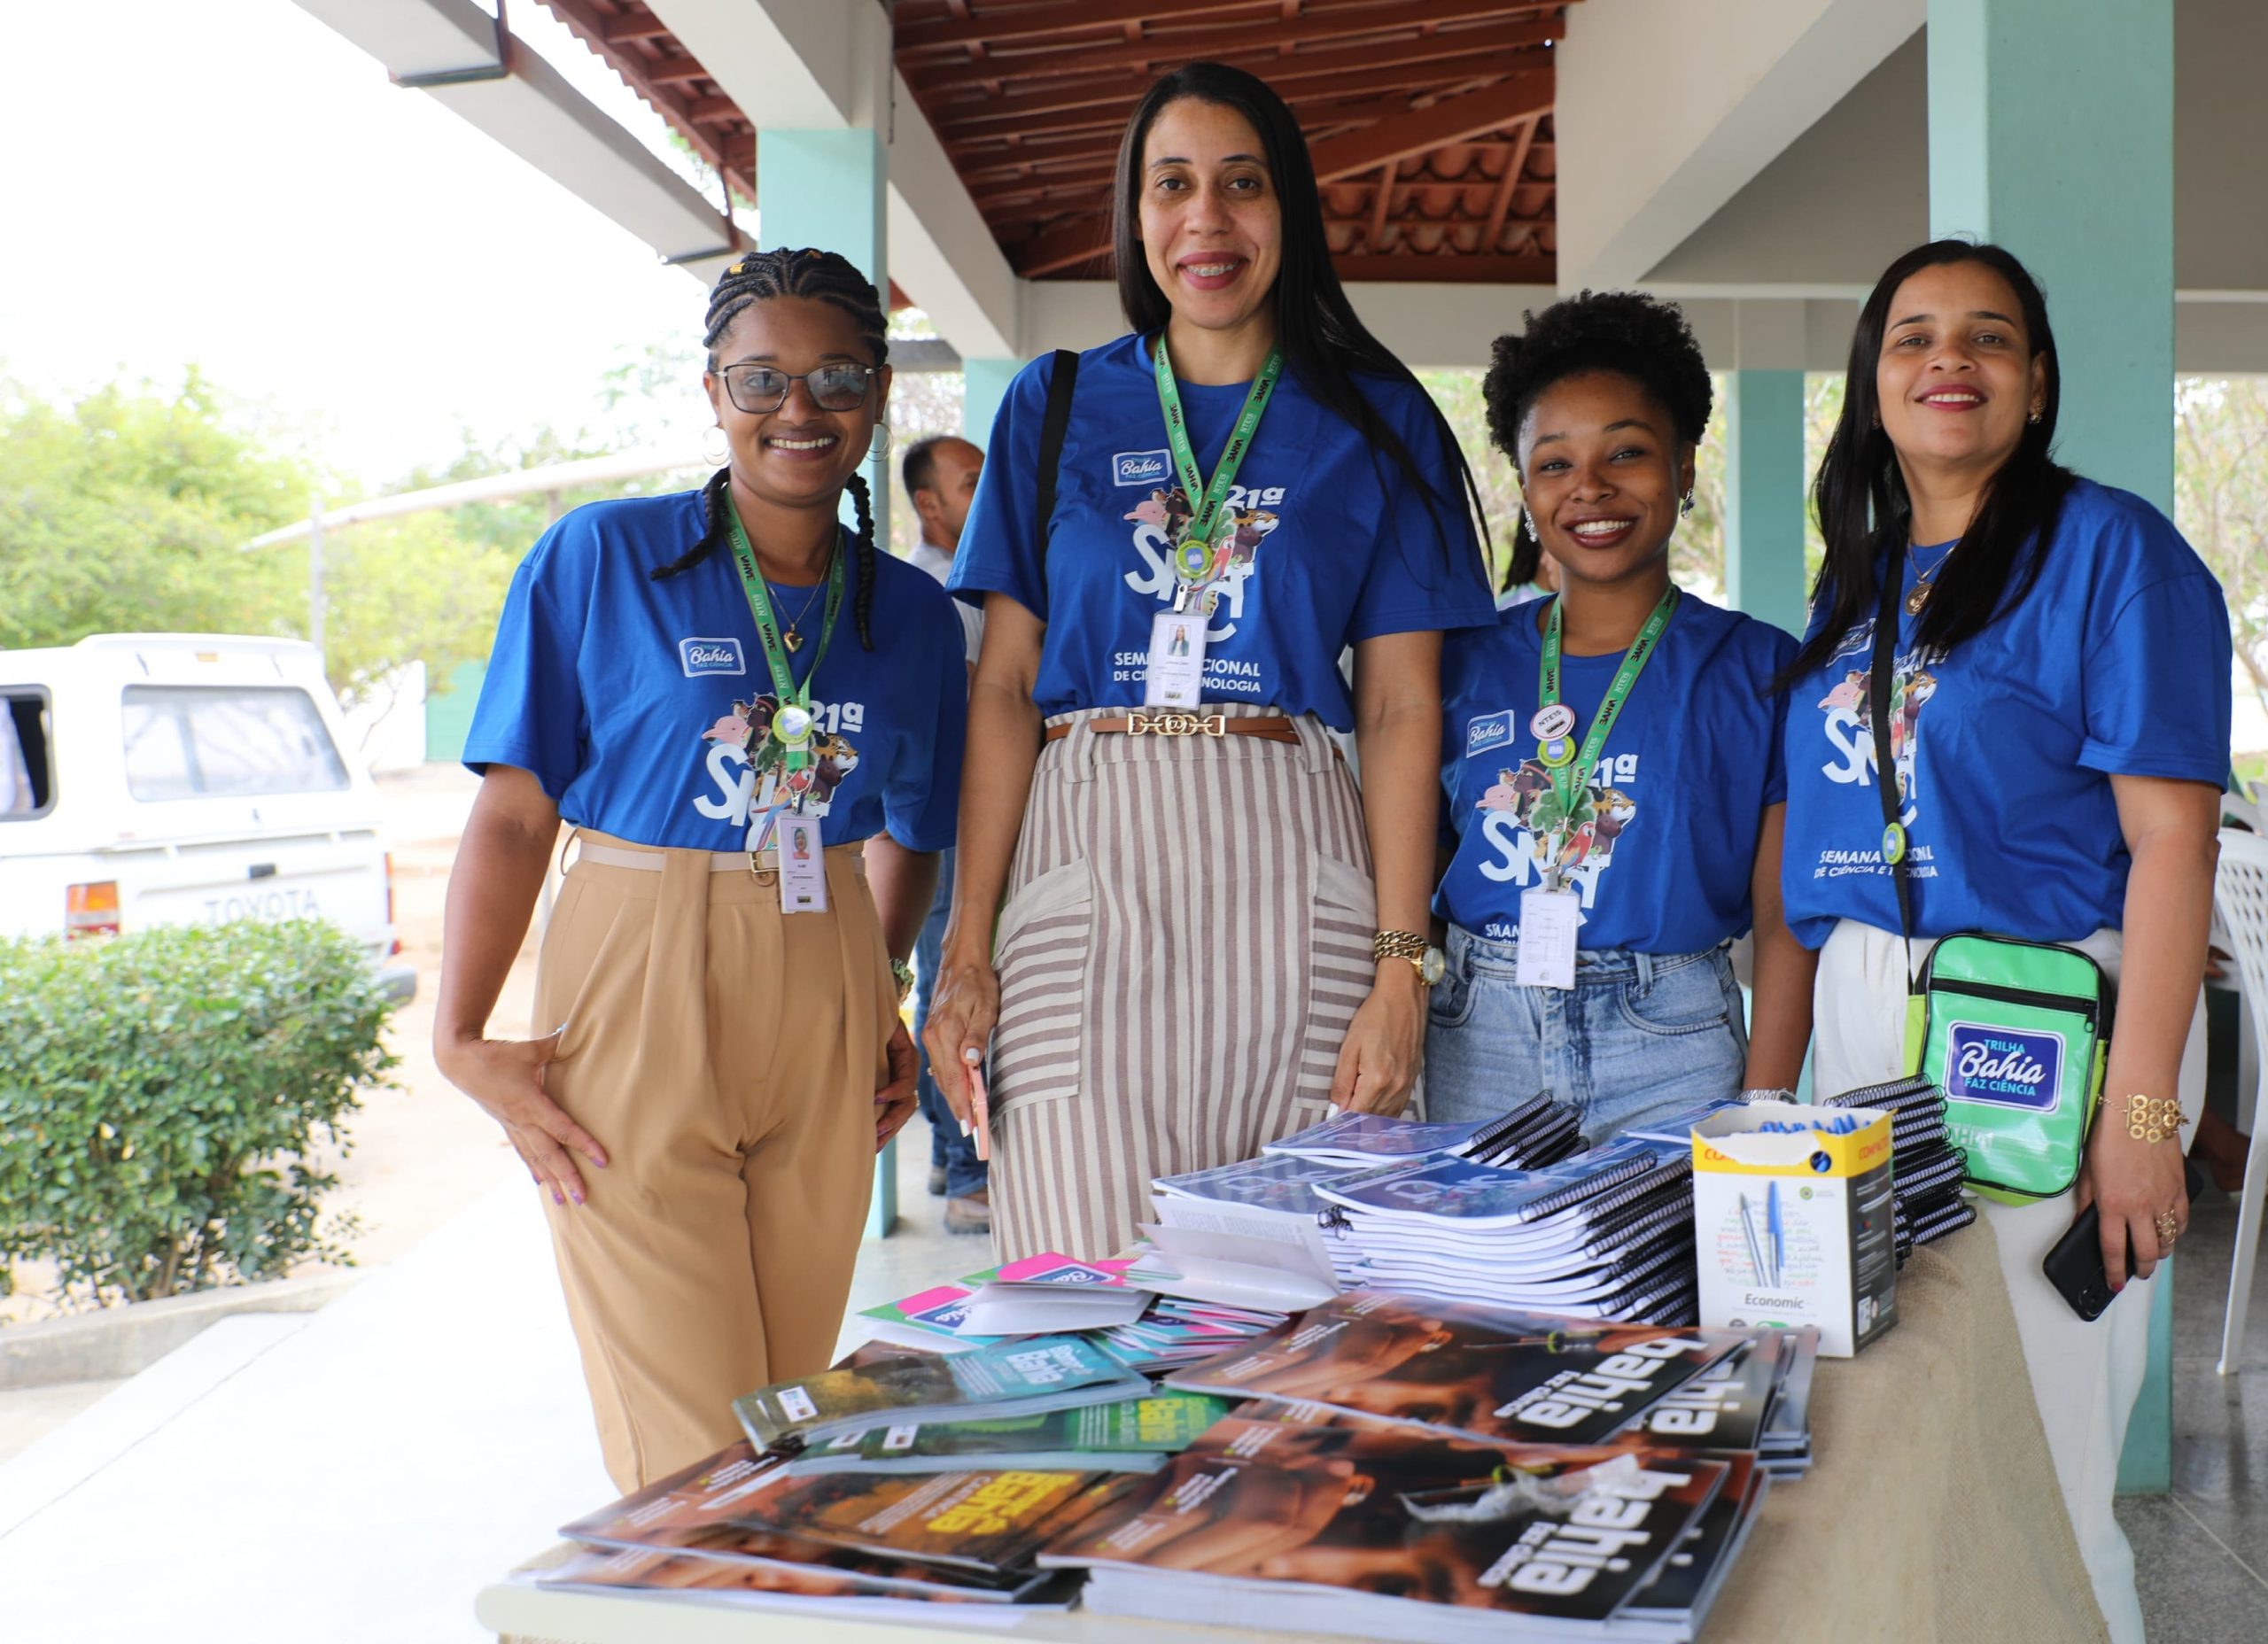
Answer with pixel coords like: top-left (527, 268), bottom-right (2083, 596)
top-left (477, 1219), bottom-right (2106, 1644)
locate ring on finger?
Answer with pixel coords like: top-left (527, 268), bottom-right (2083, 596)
top-left (2153, 1210), bottom-right (2181, 1247)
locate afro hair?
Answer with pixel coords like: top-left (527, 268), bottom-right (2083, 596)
top-left (1481, 291), bottom-right (1713, 463)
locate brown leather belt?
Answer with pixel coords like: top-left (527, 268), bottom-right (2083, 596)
top-left (1044, 710), bottom-right (1301, 744)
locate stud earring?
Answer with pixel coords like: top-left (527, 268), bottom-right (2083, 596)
top-left (701, 424), bottom-right (730, 467)
top-left (2027, 408), bottom-right (2043, 426)
top-left (868, 424), bottom-right (892, 461)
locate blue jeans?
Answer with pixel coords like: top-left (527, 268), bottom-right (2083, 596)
top-left (1424, 924), bottom-right (1748, 1146)
top-left (913, 847), bottom-right (987, 1198)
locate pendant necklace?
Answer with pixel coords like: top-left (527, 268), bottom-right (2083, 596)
top-left (768, 554), bottom-right (834, 652)
top-left (1906, 539), bottom-right (1959, 616)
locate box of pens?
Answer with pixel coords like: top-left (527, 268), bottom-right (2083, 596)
top-left (1689, 1105), bottom-right (1899, 1358)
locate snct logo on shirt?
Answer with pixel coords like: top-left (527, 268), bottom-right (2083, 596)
top-left (1113, 449), bottom-right (1171, 487)
top-left (679, 637), bottom-right (747, 677)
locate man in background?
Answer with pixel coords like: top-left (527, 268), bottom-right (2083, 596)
top-left (901, 435), bottom-right (988, 1233)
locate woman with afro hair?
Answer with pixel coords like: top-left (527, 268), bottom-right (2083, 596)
top-left (1425, 291), bottom-right (1815, 1142)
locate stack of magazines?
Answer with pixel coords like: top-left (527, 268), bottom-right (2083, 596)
top-left (540, 1438), bottom-right (1123, 1616)
top-left (1040, 1402), bottom-right (1762, 1642)
top-left (1315, 1134), bottom-right (1700, 1322)
top-left (1824, 1077), bottom-right (1976, 1260)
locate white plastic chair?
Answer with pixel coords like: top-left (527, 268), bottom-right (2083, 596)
top-left (2209, 826), bottom-right (2268, 1375)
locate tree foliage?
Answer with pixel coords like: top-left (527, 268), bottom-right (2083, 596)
top-left (2173, 377), bottom-right (2268, 714)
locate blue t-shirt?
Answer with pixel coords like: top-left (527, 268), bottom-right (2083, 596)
top-left (1435, 592), bottom-right (1796, 953)
top-left (947, 335), bottom-right (1495, 727)
top-left (1780, 478), bottom-right (2231, 948)
top-left (463, 490), bottom-right (967, 852)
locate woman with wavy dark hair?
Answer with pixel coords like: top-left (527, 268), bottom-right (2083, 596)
top-left (925, 62), bottom-right (1496, 1262)
top-left (1781, 239), bottom-right (2228, 1642)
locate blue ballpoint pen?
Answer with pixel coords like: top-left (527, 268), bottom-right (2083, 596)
top-left (1766, 1180), bottom-right (1784, 1287)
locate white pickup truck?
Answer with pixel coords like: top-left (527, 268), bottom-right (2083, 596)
top-left (0, 633), bottom-right (415, 1001)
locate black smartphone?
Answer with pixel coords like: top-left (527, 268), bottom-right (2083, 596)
top-left (2042, 1159), bottom-right (2207, 1322)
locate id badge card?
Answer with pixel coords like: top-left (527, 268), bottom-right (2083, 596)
top-left (776, 811), bottom-right (828, 914)
top-left (1143, 609), bottom-right (1207, 709)
top-left (1516, 887), bottom-right (1580, 990)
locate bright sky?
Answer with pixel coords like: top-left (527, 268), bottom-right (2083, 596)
top-left (0, 0), bottom-right (714, 487)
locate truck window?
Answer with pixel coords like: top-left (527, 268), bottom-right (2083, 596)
top-left (120, 685), bottom-right (350, 801)
top-left (1, 690), bottom-right (53, 818)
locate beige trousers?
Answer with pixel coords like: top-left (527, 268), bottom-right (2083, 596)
top-left (1814, 919), bottom-right (2203, 1644)
top-left (533, 830), bottom-right (892, 1493)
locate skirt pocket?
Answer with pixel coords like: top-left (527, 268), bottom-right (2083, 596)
top-left (989, 857), bottom-right (1094, 1113)
top-left (1294, 855), bottom-right (1379, 1114)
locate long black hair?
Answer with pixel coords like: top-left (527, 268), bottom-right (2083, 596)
top-left (1110, 62), bottom-right (1490, 577)
top-left (1480, 291), bottom-right (1714, 588)
top-left (1784, 238), bottom-right (2075, 684)
top-left (654, 247), bottom-right (889, 651)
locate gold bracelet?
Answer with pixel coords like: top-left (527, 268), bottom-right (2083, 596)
top-left (2124, 1092), bottom-right (2187, 1144)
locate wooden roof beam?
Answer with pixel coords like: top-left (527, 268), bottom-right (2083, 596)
top-left (914, 3), bottom-right (1565, 81)
top-left (902, 14), bottom-right (1560, 104)
top-left (1305, 74), bottom-right (1551, 180)
top-left (1482, 116), bottom-right (1541, 246)
top-left (901, 0), bottom-right (1321, 54)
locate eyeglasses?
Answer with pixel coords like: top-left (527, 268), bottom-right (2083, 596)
top-left (717, 362), bottom-right (878, 415)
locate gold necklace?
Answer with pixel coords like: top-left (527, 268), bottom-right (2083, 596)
top-left (765, 545), bottom-right (836, 652)
top-left (1906, 541), bottom-right (1960, 616)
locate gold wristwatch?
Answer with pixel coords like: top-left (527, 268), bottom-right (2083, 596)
top-left (1374, 929), bottom-right (1446, 987)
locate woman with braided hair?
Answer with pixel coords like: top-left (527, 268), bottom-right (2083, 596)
top-left (436, 247), bottom-right (968, 1490)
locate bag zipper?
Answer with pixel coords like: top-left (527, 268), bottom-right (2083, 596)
top-left (1925, 976), bottom-right (2100, 1028)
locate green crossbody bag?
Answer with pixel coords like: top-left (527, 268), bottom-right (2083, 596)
top-left (1868, 548), bottom-right (2109, 1205)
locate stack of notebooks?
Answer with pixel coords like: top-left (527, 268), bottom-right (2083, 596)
top-left (1824, 1077), bottom-right (1976, 1260)
top-left (855, 1251), bottom-right (1141, 1353)
top-left (858, 1258), bottom-right (1289, 1374)
top-left (1316, 1134), bottom-right (1701, 1322)
top-left (1262, 1094), bottom-right (1583, 1173)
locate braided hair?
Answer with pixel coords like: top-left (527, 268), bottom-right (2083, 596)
top-left (1481, 291), bottom-right (1713, 590)
top-left (653, 247), bottom-right (889, 651)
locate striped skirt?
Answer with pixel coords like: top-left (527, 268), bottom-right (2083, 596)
top-left (988, 703), bottom-right (1376, 1263)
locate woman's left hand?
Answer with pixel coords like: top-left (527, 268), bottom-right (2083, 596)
top-left (2074, 1113), bottom-right (2189, 1290)
top-left (1329, 973), bottom-right (1424, 1117)
top-left (874, 1020), bottom-right (920, 1153)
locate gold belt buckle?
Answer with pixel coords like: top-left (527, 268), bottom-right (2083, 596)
top-left (1127, 711), bottom-right (1227, 738)
top-left (748, 849), bottom-right (776, 883)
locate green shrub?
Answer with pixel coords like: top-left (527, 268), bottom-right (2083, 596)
top-left (0, 920), bottom-right (397, 1307)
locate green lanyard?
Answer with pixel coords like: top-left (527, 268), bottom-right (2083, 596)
top-left (1534, 585), bottom-right (1681, 872)
top-left (1153, 336), bottom-right (1284, 598)
top-left (724, 501), bottom-right (844, 781)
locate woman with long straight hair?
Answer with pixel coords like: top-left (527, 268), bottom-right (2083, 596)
top-left (1782, 239), bottom-right (2228, 1642)
top-left (924, 62), bottom-right (1496, 1263)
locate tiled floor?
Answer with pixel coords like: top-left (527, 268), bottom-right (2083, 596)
top-left (2117, 1186), bottom-right (2268, 1640)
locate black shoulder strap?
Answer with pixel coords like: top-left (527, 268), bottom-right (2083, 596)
top-left (1032, 348), bottom-right (1078, 601)
top-left (1868, 543), bottom-right (1915, 974)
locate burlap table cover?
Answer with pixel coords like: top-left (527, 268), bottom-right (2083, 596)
top-left (1705, 1214), bottom-right (2106, 1643)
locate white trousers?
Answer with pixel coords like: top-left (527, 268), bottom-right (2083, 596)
top-left (1813, 919), bottom-right (2202, 1644)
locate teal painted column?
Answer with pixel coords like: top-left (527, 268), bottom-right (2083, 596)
top-left (1930, 0), bottom-right (2177, 1493)
top-left (1722, 369), bottom-right (1809, 638)
top-left (757, 128), bottom-right (892, 553)
top-left (962, 357), bottom-right (1027, 444)
top-left (1928, 0), bottom-right (2174, 511)
top-left (757, 125), bottom-right (900, 1240)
